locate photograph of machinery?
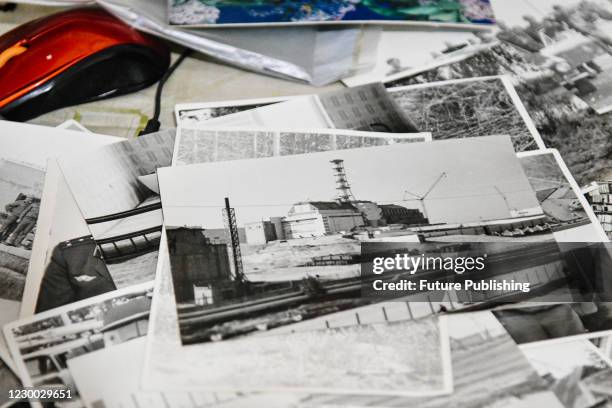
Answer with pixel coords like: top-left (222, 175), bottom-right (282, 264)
top-left (159, 136), bottom-right (593, 344)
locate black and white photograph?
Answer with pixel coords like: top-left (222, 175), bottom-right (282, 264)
top-left (0, 121), bottom-right (116, 329)
top-left (518, 149), bottom-right (609, 242)
top-left (21, 159), bottom-right (104, 319)
top-left (174, 77), bottom-right (544, 154)
top-left (494, 302), bottom-right (612, 345)
top-left (144, 202), bottom-right (604, 399)
top-left (0, 353), bottom-right (22, 408)
top-left (342, 29), bottom-right (491, 87)
top-left (34, 130), bottom-right (176, 314)
top-left (317, 83), bottom-right (418, 132)
top-left (344, 0), bottom-right (612, 88)
top-left (144, 315), bottom-right (451, 395)
top-left (3, 282), bottom-right (154, 408)
top-left (144, 238), bottom-right (455, 395)
top-left (158, 135), bottom-right (556, 345)
top-left (299, 311), bottom-right (565, 407)
top-left (522, 339), bottom-right (612, 408)
top-left (586, 180), bottom-right (612, 240)
top-left (173, 127), bottom-right (432, 166)
top-left (68, 336), bottom-right (244, 408)
top-left (273, 150), bottom-right (608, 324)
top-left (384, 0), bottom-right (612, 187)
top-left (178, 83), bottom-right (419, 133)
top-left (0, 156), bottom-right (42, 328)
top-left (175, 96), bottom-right (291, 127)
top-left (34, 126), bottom-right (430, 317)
top-left (388, 76), bottom-right (544, 152)
top-left (6, 1), bottom-right (612, 406)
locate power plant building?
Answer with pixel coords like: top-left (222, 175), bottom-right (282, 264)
top-left (276, 201), bottom-right (429, 240)
top-left (281, 201), bottom-right (366, 239)
top-left (380, 204), bottom-right (429, 225)
top-left (245, 220), bottom-right (278, 244)
top-left (240, 159), bottom-right (428, 243)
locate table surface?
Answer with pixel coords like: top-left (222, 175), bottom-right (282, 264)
top-left (0, 4), bottom-right (341, 136)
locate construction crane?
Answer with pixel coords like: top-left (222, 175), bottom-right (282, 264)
top-left (403, 172), bottom-right (447, 220)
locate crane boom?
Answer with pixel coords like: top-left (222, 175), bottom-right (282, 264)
top-left (422, 172), bottom-right (447, 199)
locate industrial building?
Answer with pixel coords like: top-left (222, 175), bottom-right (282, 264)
top-left (275, 201), bottom-right (430, 241)
top-left (379, 204), bottom-right (429, 225)
top-left (242, 159), bottom-right (430, 244)
top-left (166, 227), bottom-right (234, 303)
top-left (201, 227), bottom-right (245, 245)
top-left (245, 220), bottom-right (278, 244)
top-left (281, 201), bottom-right (366, 239)
top-left (241, 200), bottom-right (431, 243)
top-left (585, 181), bottom-right (612, 239)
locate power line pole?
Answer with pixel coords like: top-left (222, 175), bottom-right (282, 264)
top-left (222, 197), bottom-right (245, 283)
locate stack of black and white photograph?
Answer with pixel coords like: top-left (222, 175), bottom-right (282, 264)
top-left (2, 1), bottom-right (612, 407)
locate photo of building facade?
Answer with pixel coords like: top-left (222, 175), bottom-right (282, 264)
top-left (586, 181), bottom-right (612, 239)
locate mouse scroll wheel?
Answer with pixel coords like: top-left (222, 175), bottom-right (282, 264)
top-left (0, 43), bottom-right (29, 69)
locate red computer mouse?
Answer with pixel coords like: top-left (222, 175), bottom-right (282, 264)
top-left (0, 6), bottom-right (170, 121)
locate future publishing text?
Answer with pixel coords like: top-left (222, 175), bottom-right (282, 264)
top-left (368, 253), bottom-right (531, 295)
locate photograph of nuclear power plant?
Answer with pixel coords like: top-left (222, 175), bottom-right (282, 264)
top-left (159, 136), bottom-right (587, 344)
